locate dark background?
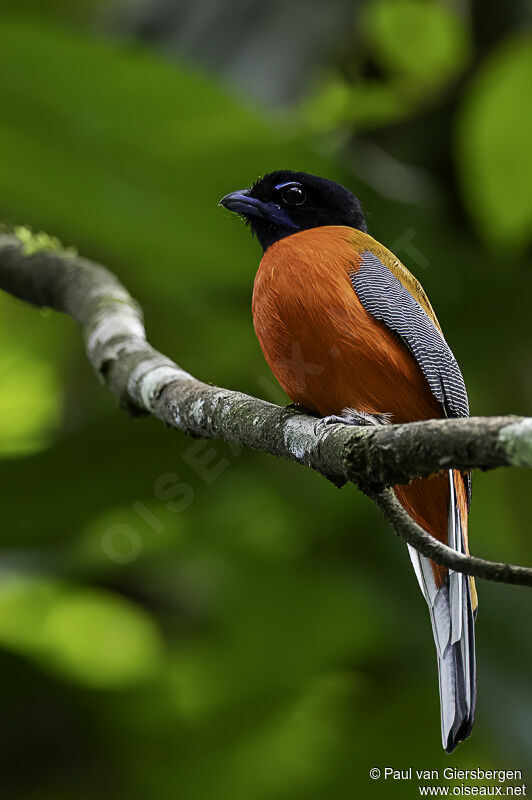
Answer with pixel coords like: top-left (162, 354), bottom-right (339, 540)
top-left (0, 1), bottom-right (531, 798)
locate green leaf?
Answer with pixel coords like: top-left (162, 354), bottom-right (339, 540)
top-left (366, 0), bottom-right (470, 87)
top-left (0, 577), bottom-right (164, 687)
top-left (304, 75), bottom-right (407, 131)
top-left (456, 35), bottom-right (532, 250)
top-left (0, 340), bottom-right (62, 456)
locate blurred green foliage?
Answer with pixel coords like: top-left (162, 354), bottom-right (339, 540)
top-left (305, 0), bottom-right (470, 130)
top-left (0, 4), bottom-right (531, 799)
top-left (366, 0), bottom-right (470, 87)
top-left (0, 576), bottom-right (163, 686)
top-left (457, 35), bottom-right (532, 250)
top-left (0, 332), bottom-right (61, 455)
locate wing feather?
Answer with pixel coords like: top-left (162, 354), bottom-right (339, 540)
top-left (350, 251), bottom-right (469, 419)
top-left (349, 247), bottom-right (476, 751)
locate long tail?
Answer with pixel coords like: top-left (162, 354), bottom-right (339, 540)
top-left (402, 470), bottom-right (477, 752)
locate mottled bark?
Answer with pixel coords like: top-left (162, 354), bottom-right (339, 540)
top-left (0, 232), bottom-right (531, 585)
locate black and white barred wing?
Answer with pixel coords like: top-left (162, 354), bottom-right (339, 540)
top-left (350, 251), bottom-right (469, 420)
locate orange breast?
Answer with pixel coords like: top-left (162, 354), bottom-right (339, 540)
top-left (252, 226), bottom-right (464, 585)
top-left (252, 226), bottom-right (441, 423)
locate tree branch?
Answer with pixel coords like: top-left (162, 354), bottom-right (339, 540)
top-left (1, 232), bottom-right (531, 585)
top-left (373, 488), bottom-right (532, 586)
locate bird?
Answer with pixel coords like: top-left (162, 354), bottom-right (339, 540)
top-left (219, 170), bottom-right (477, 752)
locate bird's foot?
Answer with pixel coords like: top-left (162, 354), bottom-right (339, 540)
top-left (314, 407), bottom-right (392, 434)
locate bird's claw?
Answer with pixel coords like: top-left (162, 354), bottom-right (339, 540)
top-left (313, 408), bottom-right (392, 435)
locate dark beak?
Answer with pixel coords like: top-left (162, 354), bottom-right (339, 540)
top-left (219, 189), bottom-right (263, 217)
top-left (219, 189), bottom-right (298, 230)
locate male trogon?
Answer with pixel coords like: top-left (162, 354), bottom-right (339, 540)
top-left (220, 170), bottom-right (476, 752)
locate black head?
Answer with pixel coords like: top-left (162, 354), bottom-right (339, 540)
top-left (219, 170), bottom-right (367, 251)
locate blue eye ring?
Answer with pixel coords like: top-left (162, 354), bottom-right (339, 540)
top-left (275, 181), bottom-right (307, 206)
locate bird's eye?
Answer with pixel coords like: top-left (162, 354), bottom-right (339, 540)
top-left (277, 182), bottom-right (306, 206)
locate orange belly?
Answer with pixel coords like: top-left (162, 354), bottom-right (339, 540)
top-left (252, 227), bottom-right (442, 423)
top-left (252, 227), bottom-right (465, 584)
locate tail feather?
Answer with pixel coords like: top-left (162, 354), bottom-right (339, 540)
top-left (448, 472), bottom-right (463, 645)
top-left (407, 469), bottom-right (476, 752)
